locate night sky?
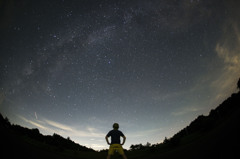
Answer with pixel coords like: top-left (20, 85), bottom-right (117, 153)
top-left (1, 0), bottom-right (240, 150)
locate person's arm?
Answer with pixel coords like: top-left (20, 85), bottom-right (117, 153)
top-left (121, 136), bottom-right (126, 145)
top-left (105, 136), bottom-right (110, 145)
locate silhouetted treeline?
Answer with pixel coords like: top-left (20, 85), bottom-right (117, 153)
top-left (1, 78), bottom-right (240, 158)
top-left (130, 142), bottom-right (151, 151)
top-left (130, 78), bottom-right (240, 152)
top-left (0, 114), bottom-right (94, 152)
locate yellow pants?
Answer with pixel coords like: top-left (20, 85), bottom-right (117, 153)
top-left (108, 144), bottom-right (124, 155)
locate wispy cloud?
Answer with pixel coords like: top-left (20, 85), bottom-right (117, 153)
top-left (17, 115), bottom-right (108, 150)
top-left (43, 118), bottom-right (105, 138)
top-left (90, 144), bottom-right (106, 149)
top-left (213, 21), bottom-right (240, 101)
top-left (44, 119), bottom-right (73, 131)
top-left (171, 106), bottom-right (202, 116)
top-left (18, 115), bottom-right (105, 138)
top-left (18, 115), bottom-right (47, 130)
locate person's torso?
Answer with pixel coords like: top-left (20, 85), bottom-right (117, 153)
top-left (109, 130), bottom-right (123, 144)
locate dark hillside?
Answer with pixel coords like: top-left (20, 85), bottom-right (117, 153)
top-left (158, 93), bottom-right (240, 159)
top-left (0, 114), bottom-right (97, 159)
top-left (1, 80), bottom-right (240, 159)
top-left (128, 91), bottom-right (240, 159)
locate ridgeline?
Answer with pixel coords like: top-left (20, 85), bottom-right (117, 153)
top-left (1, 79), bottom-right (240, 159)
top-left (0, 113), bottom-right (97, 159)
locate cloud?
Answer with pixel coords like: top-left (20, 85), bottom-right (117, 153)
top-left (18, 115), bottom-right (47, 130)
top-left (18, 115), bottom-right (105, 138)
top-left (171, 106), bottom-right (202, 116)
top-left (86, 127), bottom-right (105, 137)
top-left (17, 115), bottom-right (107, 150)
top-left (90, 144), bottom-right (106, 149)
top-left (43, 118), bottom-right (105, 138)
top-left (216, 23), bottom-right (240, 71)
top-left (43, 119), bottom-right (73, 131)
top-left (213, 21), bottom-right (240, 101)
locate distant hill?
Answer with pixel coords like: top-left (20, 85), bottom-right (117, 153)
top-left (0, 114), bottom-right (96, 159)
top-left (1, 79), bottom-right (240, 159)
top-left (128, 91), bottom-right (240, 159)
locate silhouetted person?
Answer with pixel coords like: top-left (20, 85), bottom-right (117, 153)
top-left (105, 123), bottom-right (127, 159)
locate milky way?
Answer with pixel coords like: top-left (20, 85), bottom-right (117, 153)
top-left (1, 0), bottom-right (240, 150)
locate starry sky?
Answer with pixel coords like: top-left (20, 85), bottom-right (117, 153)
top-left (1, 0), bottom-right (240, 150)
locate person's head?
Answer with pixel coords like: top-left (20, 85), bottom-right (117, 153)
top-left (113, 123), bottom-right (119, 130)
